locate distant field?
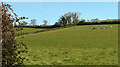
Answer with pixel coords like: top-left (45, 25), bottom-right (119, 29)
top-left (15, 27), bottom-right (45, 35)
top-left (16, 24), bottom-right (118, 65)
top-left (90, 19), bottom-right (119, 23)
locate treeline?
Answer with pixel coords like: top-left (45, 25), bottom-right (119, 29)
top-left (53, 12), bottom-right (80, 27)
top-left (14, 25), bottom-right (54, 28)
top-left (77, 19), bottom-right (120, 25)
top-left (53, 12), bottom-right (120, 27)
top-left (15, 19), bottom-right (120, 29)
top-left (15, 12), bottom-right (120, 29)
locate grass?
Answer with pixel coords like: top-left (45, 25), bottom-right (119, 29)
top-left (15, 27), bottom-right (45, 35)
top-left (90, 19), bottom-right (119, 23)
top-left (16, 24), bottom-right (118, 65)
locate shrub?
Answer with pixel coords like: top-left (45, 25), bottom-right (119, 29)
top-left (2, 2), bottom-right (28, 67)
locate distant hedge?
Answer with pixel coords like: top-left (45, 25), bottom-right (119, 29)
top-left (14, 19), bottom-right (120, 28)
top-left (77, 20), bottom-right (120, 25)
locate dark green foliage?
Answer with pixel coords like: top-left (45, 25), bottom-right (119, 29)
top-left (54, 12), bottom-right (80, 27)
top-left (80, 20), bottom-right (86, 23)
top-left (54, 22), bottom-right (61, 27)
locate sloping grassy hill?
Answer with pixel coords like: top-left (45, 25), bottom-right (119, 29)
top-left (15, 27), bottom-right (45, 35)
top-left (16, 24), bottom-right (118, 65)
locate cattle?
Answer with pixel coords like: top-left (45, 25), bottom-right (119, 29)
top-left (92, 26), bottom-right (112, 30)
top-left (110, 26), bottom-right (112, 28)
top-left (92, 27), bottom-right (96, 30)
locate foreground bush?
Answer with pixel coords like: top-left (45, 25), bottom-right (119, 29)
top-left (2, 2), bottom-right (28, 67)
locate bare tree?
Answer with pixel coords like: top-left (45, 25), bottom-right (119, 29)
top-left (31, 19), bottom-right (36, 26)
top-left (43, 20), bottom-right (48, 26)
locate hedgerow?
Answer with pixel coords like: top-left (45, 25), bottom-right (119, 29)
top-left (2, 2), bottom-right (28, 67)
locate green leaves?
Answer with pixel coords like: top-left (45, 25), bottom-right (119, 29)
top-left (54, 12), bottom-right (80, 27)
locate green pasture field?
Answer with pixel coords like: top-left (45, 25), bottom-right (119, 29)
top-left (90, 19), bottom-right (119, 23)
top-left (16, 24), bottom-right (118, 65)
top-left (15, 27), bottom-right (45, 35)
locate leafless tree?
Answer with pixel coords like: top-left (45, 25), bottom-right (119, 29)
top-left (31, 19), bottom-right (36, 26)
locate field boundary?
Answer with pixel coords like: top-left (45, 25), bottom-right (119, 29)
top-left (16, 24), bottom-right (118, 36)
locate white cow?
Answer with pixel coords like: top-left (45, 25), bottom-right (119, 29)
top-left (110, 26), bottom-right (112, 28)
top-left (92, 26), bottom-right (112, 30)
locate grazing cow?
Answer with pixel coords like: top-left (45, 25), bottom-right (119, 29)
top-left (103, 27), bottom-right (108, 29)
top-left (92, 27), bottom-right (96, 30)
top-left (110, 26), bottom-right (112, 28)
top-left (104, 27), bottom-right (108, 29)
top-left (92, 26), bottom-right (112, 30)
top-left (99, 28), bottom-right (103, 29)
